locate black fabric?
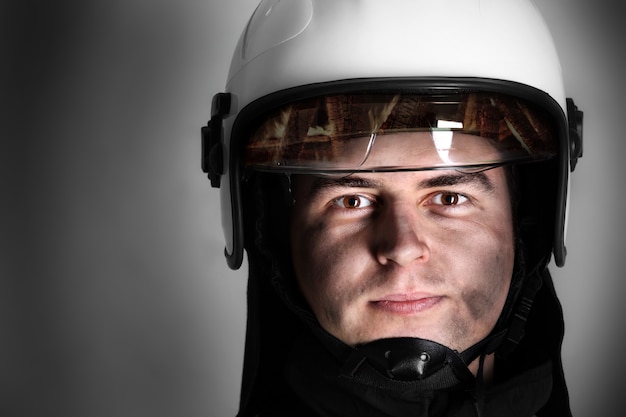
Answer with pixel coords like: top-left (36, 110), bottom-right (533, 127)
top-left (277, 330), bottom-right (554, 417)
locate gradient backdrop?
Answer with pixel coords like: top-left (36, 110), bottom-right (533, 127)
top-left (3, 0), bottom-right (625, 416)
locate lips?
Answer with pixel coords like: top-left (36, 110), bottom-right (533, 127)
top-left (371, 295), bottom-right (442, 314)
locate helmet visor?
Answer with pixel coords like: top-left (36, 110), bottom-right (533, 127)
top-left (244, 92), bottom-right (557, 173)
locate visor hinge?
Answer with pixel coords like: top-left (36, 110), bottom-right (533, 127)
top-left (201, 93), bottom-right (231, 187)
top-left (566, 98), bottom-right (583, 172)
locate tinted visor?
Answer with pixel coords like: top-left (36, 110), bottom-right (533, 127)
top-left (244, 92), bottom-right (557, 173)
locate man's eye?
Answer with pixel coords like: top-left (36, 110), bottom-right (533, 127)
top-left (431, 192), bottom-right (468, 206)
top-left (332, 195), bottom-right (373, 209)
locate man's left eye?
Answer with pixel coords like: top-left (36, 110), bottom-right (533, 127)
top-left (431, 192), bottom-right (468, 206)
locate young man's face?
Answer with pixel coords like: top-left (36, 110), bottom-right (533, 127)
top-left (289, 132), bottom-right (515, 352)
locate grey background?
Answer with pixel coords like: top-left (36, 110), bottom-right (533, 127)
top-left (2, 0), bottom-right (624, 416)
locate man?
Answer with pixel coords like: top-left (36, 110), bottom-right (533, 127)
top-left (202, 1), bottom-right (583, 416)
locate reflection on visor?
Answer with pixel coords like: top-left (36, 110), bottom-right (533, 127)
top-left (244, 92), bottom-right (557, 173)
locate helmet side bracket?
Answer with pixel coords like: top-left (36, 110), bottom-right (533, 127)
top-left (566, 98), bottom-right (583, 172)
top-left (202, 92), bottom-right (232, 187)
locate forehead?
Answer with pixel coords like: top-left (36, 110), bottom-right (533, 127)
top-left (293, 166), bottom-right (510, 197)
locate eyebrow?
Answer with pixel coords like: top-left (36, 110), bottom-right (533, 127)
top-left (309, 176), bottom-right (383, 193)
top-left (419, 171), bottom-right (495, 192)
top-left (308, 171), bottom-right (495, 194)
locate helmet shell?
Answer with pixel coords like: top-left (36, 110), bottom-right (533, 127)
top-left (226, 0), bottom-right (566, 112)
top-left (207, 0), bottom-right (579, 269)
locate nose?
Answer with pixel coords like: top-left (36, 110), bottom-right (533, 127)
top-left (374, 202), bottom-right (430, 267)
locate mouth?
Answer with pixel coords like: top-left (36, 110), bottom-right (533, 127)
top-left (371, 294), bottom-right (442, 314)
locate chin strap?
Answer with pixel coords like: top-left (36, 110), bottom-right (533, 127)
top-left (496, 268), bottom-right (543, 360)
top-left (474, 353), bottom-right (488, 417)
top-left (339, 328), bottom-right (508, 392)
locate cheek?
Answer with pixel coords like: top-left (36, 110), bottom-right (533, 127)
top-left (462, 252), bottom-right (512, 320)
top-left (290, 218), bottom-right (343, 306)
top-left (291, 216), bottom-right (330, 276)
top-left (290, 216), bottom-right (372, 326)
top-left (454, 225), bottom-right (515, 321)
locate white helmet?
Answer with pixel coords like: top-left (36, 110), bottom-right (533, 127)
top-left (202, 0), bottom-right (583, 270)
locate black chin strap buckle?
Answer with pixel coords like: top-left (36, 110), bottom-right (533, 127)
top-left (342, 337), bottom-right (471, 382)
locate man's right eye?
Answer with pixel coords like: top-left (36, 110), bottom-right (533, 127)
top-left (332, 195), bottom-right (374, 209)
